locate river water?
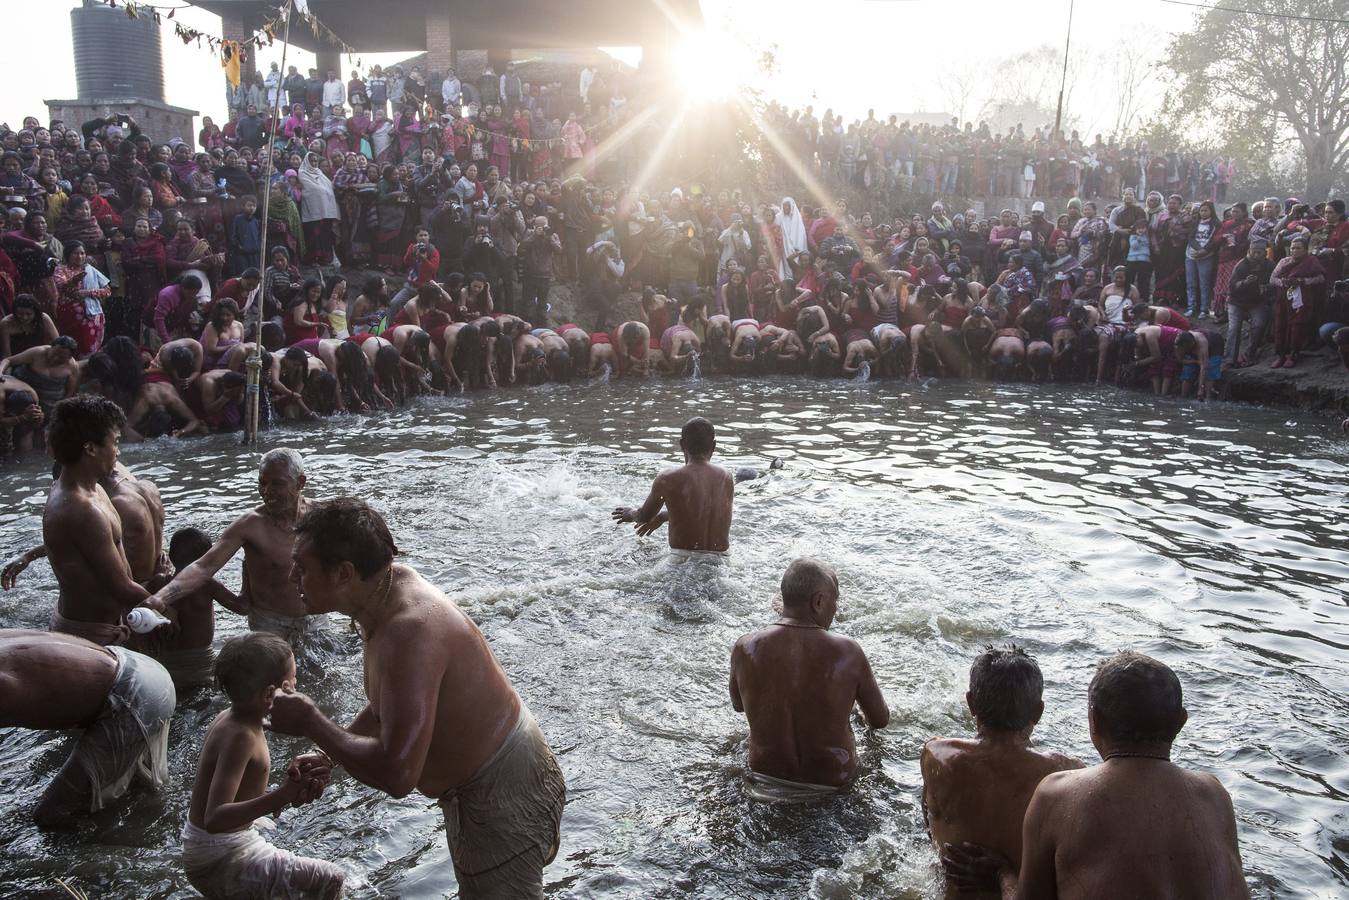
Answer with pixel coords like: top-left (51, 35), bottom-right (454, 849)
top-left (0, 377), bottom-right (1346, 899)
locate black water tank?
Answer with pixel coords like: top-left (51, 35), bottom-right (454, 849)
top-left (70, 0), bottom-right (165, 101)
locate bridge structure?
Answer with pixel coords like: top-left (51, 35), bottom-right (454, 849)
top-left (196, 0), bottom-right (702, 84)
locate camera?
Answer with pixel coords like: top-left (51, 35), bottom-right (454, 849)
top-left (1333, 278), bottom-right (1349, 294)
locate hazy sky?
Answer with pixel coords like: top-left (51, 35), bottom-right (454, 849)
top-left (6, 0), bottom-right (1197, 139)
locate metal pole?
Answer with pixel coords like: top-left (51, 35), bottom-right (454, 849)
top-left (1053, 0), bottom-right (1075, 140)
top-left (244, 0), bottom-right (294, 445)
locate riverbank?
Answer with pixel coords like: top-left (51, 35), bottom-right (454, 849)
top-left (338, 264), bottom-right (1347, 418)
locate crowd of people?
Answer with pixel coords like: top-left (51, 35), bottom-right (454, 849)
top-left (0, 58), bottom-right (1343, 456)
top-left (0, 407), bottom-right (1252, 898)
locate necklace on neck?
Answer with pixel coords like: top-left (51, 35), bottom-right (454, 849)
top-left (351, 567), bottom-right (395, 642)
top-left (774, 617), bottom-right (822, 630)
top-left (1103, 750), bottom-right (1170, 762)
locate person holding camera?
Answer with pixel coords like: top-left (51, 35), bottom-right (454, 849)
top-left (490, 196), bottom-right (526, 315)
top-left (520, 216), bottom-right (563, 326)
top-left (386, 226), bottom-right (441, 321)
top-left (463, 218), bottom-right (504, 306)
top-left (586, 240), bottom-right (624, 332)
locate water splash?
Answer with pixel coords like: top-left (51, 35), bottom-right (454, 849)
top-left (856, 360), bottom-right (871, 382)
top-left (689, 351), bottom-right (702, 381)
top-left (596, 363), bottom-right (612, 385)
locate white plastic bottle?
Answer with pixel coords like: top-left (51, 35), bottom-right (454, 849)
top-left (126, 607), bottom-right (171, 634)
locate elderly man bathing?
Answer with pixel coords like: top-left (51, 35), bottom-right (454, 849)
top-left (269, 498), bottom-right (566, 899)
top-left (146, 447), bottom-right (315, 644)
top-left (729, 558), bottom-right (888, 800)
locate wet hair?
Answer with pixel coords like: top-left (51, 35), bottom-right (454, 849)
top-left (452, 323), bottom-right (483, 388)
top-left (547, 348), bottom-right (572, 383)
top-left (293, 497), bottom-right (398, 579)
top-left (680, 416), bottom-right (715, 457)
top-left (335, 340), bottom-right (375, 406)
top-left (102, 336), bottom-right (146, 396)
top-left (479, 317), bottom-right (501, 338)
top-left (374, 344), bottom-right (403, 404)
top-left (621, 322), bottom-right (643, 348)
top-left (51, 335), bottom-right (79, 354)
top-left (305, 370), bottom-right (338, 416)
top-left (168, 527), bottom-right (213, 570)
top-left (362, 275), bottom-right (386, 299)
top-left (4, 389), bottom-right (36, 415)
top-left (47, 395), bottom-right (126, 465)
top-left (968, 646), bottom-right (1044, 731)
top-left (167, 345), bottom-right (196, 378)
top-left (321, 274), bottom-right (346, 305)
top-left (1088, 651), bottom-right (1186, 746)
top-left (12, 293), bottom-right (39, 317)
top-left (179, 274), bottom-right (203, 292)
top-left (283, 346), bottom-right (308, 366)
top-left (211, 297), bottom-right (240, 329)
top-left (406, 329), bottom-right (432, 370)
top-left (1132, 302), bottom-right (1152, 322)
top-left (1176, 331), bottom-right (1198, 353)
top-left (260, 321), bottom-right (285, 352)
top-left (214, 632), bottom-right (293, 704)
top-left (780, 558), bottom-right (835, 611)
top-left (260, 446), bottom-right (304, 479)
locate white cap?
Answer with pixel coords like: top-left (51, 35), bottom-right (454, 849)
top-left (1031, 201), bottom-right (1045, 213)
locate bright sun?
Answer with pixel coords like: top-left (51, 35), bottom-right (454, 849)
top-left (672, 30), bottom-right (741, 103)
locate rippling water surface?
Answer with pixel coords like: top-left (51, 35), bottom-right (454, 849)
top-left (1, 377), bottom-right (1347, 899)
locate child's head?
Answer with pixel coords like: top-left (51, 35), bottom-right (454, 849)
top-left (243, 195), bottom-right (258, 214)
top-left (1133, 220), bottom-right (1148, 234)
top-left (168, 527), bottom-right (212, 571)
top-left (214, 633), bottom-right (295, 707)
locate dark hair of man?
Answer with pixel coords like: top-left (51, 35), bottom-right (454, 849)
top-left (179, 274), bottom-right (203, 292)
top-left (293, 497), bottom-right (397, 579)
top-left (681, 416), bottom-right (715, 458)
top-left (968, 645), bottom-right (1044, 731)
top-left (4, 389), bottom-right (35, 415)
top-left (621, 322), bottom-right (642, 347)
top-left (1176, 332), bottom-right (1197, 352)
top-left (283, 346), bottom-right (308, 365)
top-left (779, 558), bottom-right (832, 611)
top-left (168, 526), bottom-right (213, 570)
top-left (1088, 651), bottom-right (1186, 746)
top-left (51, 335), bottom-right (78, 353)
top-left (240, 267), bottom-right (262, 281)
top-left (168, 345), bottom-right (195, 377)
top-left (214, 632), bottom-right (293, 704)
top-left (220, 371), bottom-right (246, 390)
top-left (47, 395), bottom-right (125, 465)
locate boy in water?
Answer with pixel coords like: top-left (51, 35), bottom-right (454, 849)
top-left (182, 633), bottom-right (344, 899)
top-left (151, 528), bottom-right (249, 692)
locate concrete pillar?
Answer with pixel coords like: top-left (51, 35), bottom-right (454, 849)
top-left (425, 6), bottom-right (454, 75)
top-left (316, 46), bottom-right (342, 83)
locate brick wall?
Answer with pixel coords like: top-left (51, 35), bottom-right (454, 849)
top-left (46, 99), bottom-right (199, 150)
top-left (425, 7), bottom-right (454, 74)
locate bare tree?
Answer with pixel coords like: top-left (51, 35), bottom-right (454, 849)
top-left (1108, 48), bottom-right (1159, 140)
top-left (940, 61), bottom-right (986, 127)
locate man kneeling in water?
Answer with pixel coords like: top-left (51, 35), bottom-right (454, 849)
top-left (0, 629), bottom-right (175, 826)
top-left (729, 559), bottom-right (888, 800)
top-left (612, 416), bottom-right (733, 555)
top-left (944, 651), bottom-right (1248, 899)
top-left (922, 646), bottom-right (1081, 895)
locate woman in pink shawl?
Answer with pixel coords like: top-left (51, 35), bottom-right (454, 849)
top-left (561, 113), bottom-right (586, 161)
top-left (323, 106), bottom-right (350, 158)
top-left (1268, 234), bottom-right (1325, 369)
top-left (487, 105), bottom-right (511, 179)
top-left (395, 103), bottom-right (424, 162)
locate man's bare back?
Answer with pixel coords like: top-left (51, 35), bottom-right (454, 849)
top-left (729, 560), bottom-right (888, 789)
top-left (0, 629), bottom-right (118, 729)
top-left (104, 464), bottom-right (165, 586)
top-left (613, 417), bottom-right (734, 552)
top-left (1018, 761), bottom-right (1247, 899)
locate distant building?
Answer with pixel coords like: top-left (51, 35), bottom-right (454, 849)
top-left (46, 1), bottom-right (198, 148)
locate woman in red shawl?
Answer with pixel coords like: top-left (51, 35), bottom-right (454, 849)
top-left (1302, 199), bottom-right (1349, 282)
top-left (1268, 234), bottom-right (1325, 369)
top-left (53, 195), bottom-right (108, 273)
top-left (120, 217), bottom-right (167, 342)
top-left (52, 241), bottom-right (110, 356)
top-left (76, 174), bottom-right (120, 232)
top-left (1210, 202), bottom-right (1251, 321)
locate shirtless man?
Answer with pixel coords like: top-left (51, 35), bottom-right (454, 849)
top-left (760, 322), bottom-right (806, 366)
top-left (556, 323), bottom-right (591, 376)
top-left (944, 651), bottom-right (1248, 900)
top-left (0, 372), bottom-right (44, 453)
top-left (841, 328), bottom-right (878, 377)
top-left (36, 397), bottom-right (169, 645)
top-left (660, 323), bottom-right (701, 376)
top-left (729, 558), bottom-right (888, 801)
top-left (127, 345), bottom-right (207, 439)
top-left (0, 337), bottom-right (80, 419)
top-left (513, 329), bottom-right (549, 385)
top-left (537, 329), bottom-right (573, 383)
top-left (612, 417), bottom-right (734, 554)
top-left (0, 629), bottom-right (175, 825)
top-left (728, 319), bottom-right (761, 369)
top-left (146, 448), bottom-right (316, 645)
top-left (922, 647), bottom-right (1082, 896)
top-left (612, 320), bottom-right (651, 377)
top-left (869, 322), bottom-right (907, 377)
top-left (269, 498), bottom-right (566, 899)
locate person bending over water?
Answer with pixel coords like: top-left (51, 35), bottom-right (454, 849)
top-left (612, 416), bottom-right (734, 554)
top-left (146, 448), bottom-right (315, 645)
top-left (922, 646), bottom-right (1082, 897)
top-left (944, 651), bottom-right (1248, 899)
top-left (183, 633), bottom-right (342, 899)
top-left (729, 559), bottom-right (888, 801)
top-left (269, 498), bottom-right (566, 900)
top-left (0, 629), bottom-right (174, 826)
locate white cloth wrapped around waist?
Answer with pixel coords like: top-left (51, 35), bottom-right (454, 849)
top-left (181, 818), bottom-right (345, 900)
top-left (666, 547), bottom-right (728, 566)
top-left (75, 646), bottom-right (175, 812)
top-left (247, 608), bottom-right (310, 644)
top-left (745, 770), bottom-right (843, 803)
